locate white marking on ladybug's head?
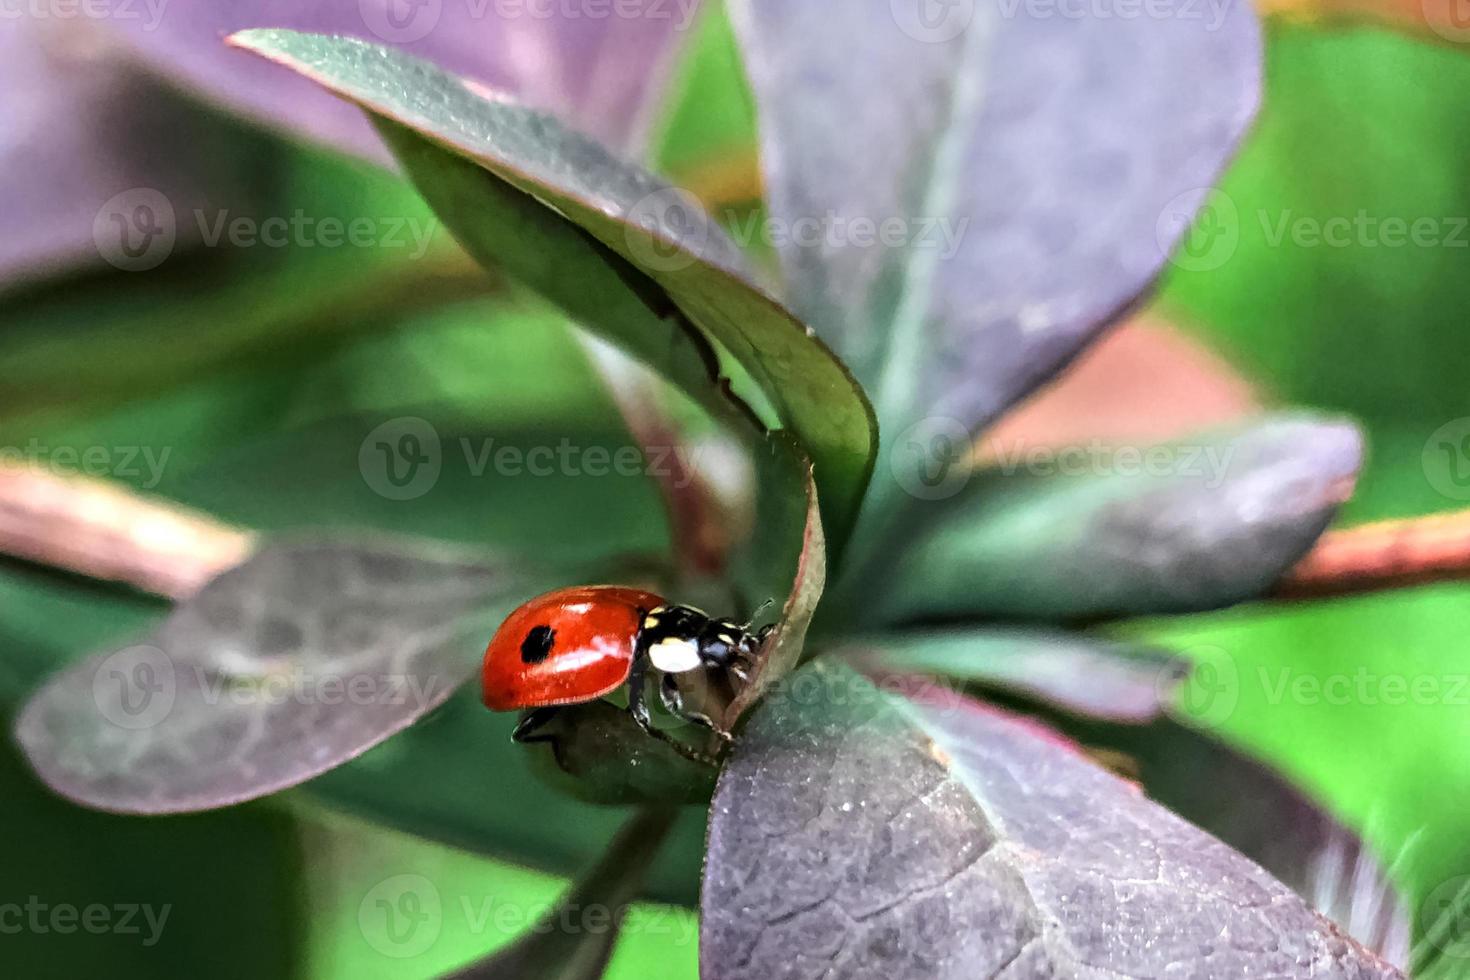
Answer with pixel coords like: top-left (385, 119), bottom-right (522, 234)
top-left (648, 637), bottom-right (702, 674)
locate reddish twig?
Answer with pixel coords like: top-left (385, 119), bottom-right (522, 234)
top-left (0, 463), bottom-right (255, 600)
top-left (1276, 509), bottom-right (1470, 600)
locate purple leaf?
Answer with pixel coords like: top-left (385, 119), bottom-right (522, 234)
top-left (0, 22), bottom-right (249, 283)
top-left (853, 414), bottom-right (1362, 624)
top-left (1059, 712), bottom-right (1414, 968)
top-left (836, 629), bottom-right (1188, 723)
top-left (728, 0), bottom-right (1261, 445)
top-left (703, 661), bottom-right (1403, 979)
top-left (91, 0), bottom-right (702, 160)
top-left (14, 534), bottom-right (547, 814)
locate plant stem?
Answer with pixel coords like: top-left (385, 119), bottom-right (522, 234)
top-left (1276, 509), bottom-right (1470, 599)
top-left (0, 462), bottom-right (254, 600)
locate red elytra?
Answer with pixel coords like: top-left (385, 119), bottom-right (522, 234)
top-left (481, 585), bottom-right (665, 711)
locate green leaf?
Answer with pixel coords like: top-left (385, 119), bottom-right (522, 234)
top-left (440, 808), bottom-right (676, 980)
top-left (702, 660), bottom-right (1402, 979)
top-left (728, 0), bottom-right (1260, 455)
top-left (14, 534), bottom-right (553, 814)
top-left (228, 28), bottom-right (876, 553)
top-left (846, 414), bottom-right (1363, 625)
top-left (0, 143), bottom-right (479, 430)
top-left (0, 726), bottom-right (305, 978)
top-left (302, 684), bottom-right (711, 907)
top-left (1161, 24), bottom-right (1470, 429)
top-left (649, 2), bottom-right (757, 181)
top-left (724, 433), bottom-right (825, 727)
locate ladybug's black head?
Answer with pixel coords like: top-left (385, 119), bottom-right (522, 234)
top-left (639, 605), bottom-right (766, 674)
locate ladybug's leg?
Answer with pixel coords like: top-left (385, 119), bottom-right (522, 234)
top-left (511, 706), bottom-right (561, 744)
top-left (627, 655), bottom-right (722, 764)
top-left (660, 674), bottom-right (733, 742)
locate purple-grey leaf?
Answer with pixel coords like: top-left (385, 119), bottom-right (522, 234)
top-left (1058, 712), bottom-right (1413, 968)
top-left (728, 0), bottom-right (1260, 441)
top-left (836, 628), bottom-right (1188, 723)
top-left (14, 534), bottom-right (544, 814)
top-left (702, 660), bottom-right (1404, 979)
top-left (91, 0), bottom-right (701, 161)
top-left (0, 22), bottom-right (247, 283)
top-left (852, 414), bottom-right (1362, 625)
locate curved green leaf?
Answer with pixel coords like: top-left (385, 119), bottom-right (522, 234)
top-left (724, 433), bottom-right (825, 728)
top-left (228, 28), bottom-right (876, 551)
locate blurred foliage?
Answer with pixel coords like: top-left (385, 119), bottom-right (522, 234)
top-left (0, 716), bottom-right (303, 978)
top-left (4, 9), bottom-right (1470, 978)
top-left (1149, 21), bottom-right (1470, 933)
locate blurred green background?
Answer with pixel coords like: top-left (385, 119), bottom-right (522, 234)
top-left (3, 5), bottom-right (1470, 977)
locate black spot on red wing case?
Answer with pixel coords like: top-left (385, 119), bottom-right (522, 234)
top-left (520, 625), bottom-right (556, 664)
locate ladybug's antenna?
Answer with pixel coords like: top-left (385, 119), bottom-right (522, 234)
top-left (743, 597), bottom-right (775, 628)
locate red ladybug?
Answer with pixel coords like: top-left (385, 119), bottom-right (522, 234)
top-left (482, 585), bottom-right (769, 753)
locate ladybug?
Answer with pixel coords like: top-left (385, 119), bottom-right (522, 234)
top-left (482, 586), bottom-right (771, 755)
